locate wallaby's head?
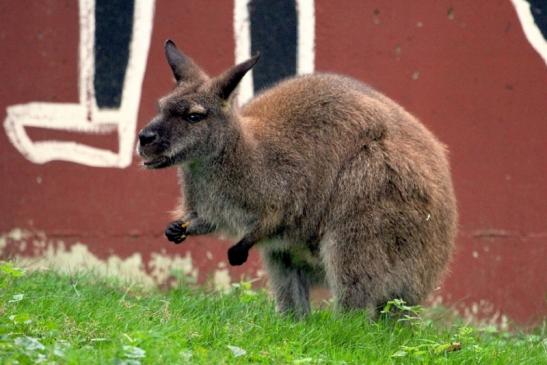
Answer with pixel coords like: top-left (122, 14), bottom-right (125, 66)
top-left (137, 40), bottom-right (259, 169)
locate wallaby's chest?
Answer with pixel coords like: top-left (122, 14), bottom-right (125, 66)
top-left (185, 171), bottom-right (256, 237)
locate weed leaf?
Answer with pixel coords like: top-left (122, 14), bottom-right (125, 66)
top-left (227, 345), bottom-right (247, 357)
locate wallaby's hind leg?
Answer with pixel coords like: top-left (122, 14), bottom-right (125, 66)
top-left (262, 250), bottom-right (311, 318)
top-left (320, 233), bottom-right (389, 320)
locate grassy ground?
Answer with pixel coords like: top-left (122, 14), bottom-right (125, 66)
top-left (0, 262), bottom-right (545, 364)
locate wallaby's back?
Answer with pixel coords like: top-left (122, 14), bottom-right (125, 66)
top-left (242, 74), bottom-right (457, 314)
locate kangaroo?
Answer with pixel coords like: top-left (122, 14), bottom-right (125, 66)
top-left (137, 40), bottom-right (457, 318)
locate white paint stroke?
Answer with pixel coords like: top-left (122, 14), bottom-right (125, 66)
top-left (296, 0), bottom-right (315, 74)
top-left (3, 0), bottom-right (156, 168)
top-left (511, 0), bottom-right (547, 66)
top-left (234, 0), bottom-right (254, 106)
top-left (233, 0), bottom-right (316, 106)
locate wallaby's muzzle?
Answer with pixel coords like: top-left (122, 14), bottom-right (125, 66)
top-left (136, 124), bottom-right (172, 169)
top-left (138, 129), bottom-right (158, 147)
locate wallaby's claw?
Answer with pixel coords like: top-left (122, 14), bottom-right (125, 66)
top-left (228, 243), bottom-right (249, 266)
top-left (165, 220), bottom-right (187, 244)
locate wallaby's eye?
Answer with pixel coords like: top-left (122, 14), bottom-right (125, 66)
top-left (186, 113), bottom-right (206, 123)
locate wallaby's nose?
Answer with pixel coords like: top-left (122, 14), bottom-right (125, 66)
top-left (138, 130), bottom-right (158, 146)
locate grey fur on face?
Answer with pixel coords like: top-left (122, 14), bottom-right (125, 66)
top-left (138, 40), bottom-right (457, 319)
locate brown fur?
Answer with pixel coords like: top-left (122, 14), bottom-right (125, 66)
top-left (138, 40), bottom-right (457, 318)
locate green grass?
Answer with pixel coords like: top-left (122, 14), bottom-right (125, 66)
top-left (0, 262), bottom-right (545, 364)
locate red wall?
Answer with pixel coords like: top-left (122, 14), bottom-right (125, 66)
top-left (1, 1), bottom-right (545, 325)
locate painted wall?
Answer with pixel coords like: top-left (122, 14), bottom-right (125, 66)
top-left (1, 0), bottom-right (545, 325)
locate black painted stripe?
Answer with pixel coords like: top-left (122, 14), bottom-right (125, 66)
top-left (94, 0), bottom-right (134, 108)
top-left (249, 0), bottom-right (297, 93)
top-left (526, 0), bottom-right (547, 40)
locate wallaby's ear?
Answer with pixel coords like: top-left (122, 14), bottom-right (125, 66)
top-left (213, 54), bottom-right (260, 100)
top-left (164, 39), bottom-right (206, 83)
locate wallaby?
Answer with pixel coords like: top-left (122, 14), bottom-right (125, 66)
top-left (137, 40), bottom-right (457, 318)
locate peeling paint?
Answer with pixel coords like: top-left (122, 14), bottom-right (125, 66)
top-left (394, 44), bottom-right (402, 59)
top-left (255, 269), bottom-right (267, 279)
top-left (1, 228), bottom-right (31, 254)
top-left (372, 8), bottom-right (381, 25)
top-left (461, 300), bottom-right (510, 331)
top-left (8, 228), bottom-right (30, 242)
top-left (428, 294), bottom-right (444, 307)
top-left (472, 229), bottom-right (514, 239)
top-left (19, 241), bottom-right (155, 286)
top-left (0, 236), bottom-right (5, 254)
top-left (427, 295), bottom-right (510, 330)
top-left (0, 228), bottom-right (198, 287)
top-left (447, 7), bottom-right (455, 21)
top-left (213, 267), bottom-right (232, 292)
top-left (149, 250), bottom-right (197, 284)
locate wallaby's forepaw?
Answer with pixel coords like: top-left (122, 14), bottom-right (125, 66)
top-left (228, 243), bottom-right (249, 266)
top-left (165, 220), bottom-right (189, 244)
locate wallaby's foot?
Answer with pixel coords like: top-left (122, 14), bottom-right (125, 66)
top-left (165, 220), bottom-right (189, 244)
top-left (228, 243), bottom-right (249, 266)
